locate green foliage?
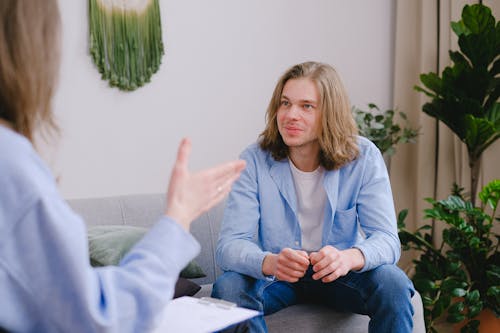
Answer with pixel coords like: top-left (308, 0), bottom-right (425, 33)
top-left (399, 180), bottom-right (500, 332)
top-left (414, 3), bottom-right (500, 203)
top-left (353, 103), bottom-right (419, 156)
top-left (406, 6), bottom-right (500, 332)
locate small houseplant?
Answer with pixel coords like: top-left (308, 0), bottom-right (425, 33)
top-left (398, 180), bottom-right (500, 333)
top-left (353, 103), bottom-right (419, 160)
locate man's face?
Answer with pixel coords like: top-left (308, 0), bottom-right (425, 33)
top-left (277, 78), bottom-right (321, 152)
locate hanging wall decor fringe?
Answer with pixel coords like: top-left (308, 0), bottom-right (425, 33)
top-left (89, 0), bottom-right (164, 91)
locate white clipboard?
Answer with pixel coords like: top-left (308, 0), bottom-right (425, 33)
top-left (153, 296), bottom-right (260, 333)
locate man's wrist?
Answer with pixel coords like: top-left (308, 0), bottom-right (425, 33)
top-left (262, 253), bottom-right (277, 276)
top-left (347, 248), bottom-right (365, 271)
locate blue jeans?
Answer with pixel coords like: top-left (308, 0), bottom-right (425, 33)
top-left (212, 265), bottom-right (415, 333)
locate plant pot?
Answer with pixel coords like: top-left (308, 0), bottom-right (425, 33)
top-left (453, 308), bottom-right (500, 333)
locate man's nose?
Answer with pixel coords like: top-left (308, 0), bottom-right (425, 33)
top-left (286, 105), bottom-right (300, 119)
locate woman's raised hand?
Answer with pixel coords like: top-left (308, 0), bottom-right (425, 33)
top-left (165, 138), bottom-right (246, 230)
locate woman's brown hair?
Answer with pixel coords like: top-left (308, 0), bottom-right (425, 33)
top-left (260, 62), bottom-right (359, 170)
top-left (0, 0), bottom-right (61, 142)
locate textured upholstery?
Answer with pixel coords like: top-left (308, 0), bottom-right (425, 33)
top-left (68, 193), bottom-right (426, 333)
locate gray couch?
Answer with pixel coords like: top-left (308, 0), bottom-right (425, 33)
top-left (68, 193), bottom-right (426, 333)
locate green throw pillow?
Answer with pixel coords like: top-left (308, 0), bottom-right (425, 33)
top-left (87, 225), bottom-right (206, 279)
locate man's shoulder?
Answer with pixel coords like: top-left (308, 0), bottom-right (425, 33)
top-left (239, 142), bottom-right (276, 172)
top-left (356, 135), bottom-right (378, 152)
top-left (354, 136), bottom-right (382, 161)
top-left (333, 136), bottom-right (381, 173)
top-left (241, 141), bottom-right (270, 160)
top-left (243, 141), bottom-right (263, 153)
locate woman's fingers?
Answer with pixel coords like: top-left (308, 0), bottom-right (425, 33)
top-left (197, 160), bottom-right (245, 202)
top-left (201, 168), bottom-right (244, 208)
top-left (201, 160), bottom-right (246, 183)
top-left (175, 138), bottom-right (191, 171)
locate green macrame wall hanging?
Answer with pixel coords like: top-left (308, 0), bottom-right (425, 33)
top-left (89, 0), bottom-right (164, 91)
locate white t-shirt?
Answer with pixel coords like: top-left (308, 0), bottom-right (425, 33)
top-left (289, 160), bottom-right (327, 252)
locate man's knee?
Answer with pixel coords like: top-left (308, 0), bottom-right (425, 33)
top-left (378, 265), bottom-right (412, 288)
top-left (371, 265), bottom-right (414, 306)
top-left (212, 272), bottom-right (266, 313)
top-left (212, 271), bottom-right (251, 300)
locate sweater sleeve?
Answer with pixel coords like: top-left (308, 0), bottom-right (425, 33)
top-left (215, 147), bottom-right (272, 280)
top-left (0, 127), bottom-right (200, 332)
top-left (1, 193), bottom-right (200, 333)
top-left (353, 143), bottom-right (401, 272)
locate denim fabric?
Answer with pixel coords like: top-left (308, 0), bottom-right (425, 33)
top-left (212, 265), bottom-right (415, 333)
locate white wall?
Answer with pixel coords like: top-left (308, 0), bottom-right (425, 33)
top-left (45, 0), bottom-right (395, 199)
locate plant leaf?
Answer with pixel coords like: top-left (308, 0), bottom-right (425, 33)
top-left (447, 313), bottom-right (466, 323)
top-left (448, 301), bottom-right (465, 314)
top-left (479, 179), bottom-right (500, 210)
top-left (465, 289), bottom-right (480, 303)
top-left (461, 4), bottom-right (495, 35)
top-left (452, 288), bottom-right (467, 297)
top-left (420, 73), bottom-right (442, 95)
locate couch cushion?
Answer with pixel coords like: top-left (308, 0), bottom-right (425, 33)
top-left (68, 194), bottom-right (222, 284)
top-left (88, 225), bottom-right (206, 278)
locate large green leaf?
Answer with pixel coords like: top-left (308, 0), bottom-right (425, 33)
top-left (486, 103), bottom-right (500, 127)
top-left (451, 20), bottom-right (470, 37)
top-left (485, 82), bottom-right (500, 111)
top-left (420, 72), bottom-right (442, 95)
top-left (464, 115), bottom-right (487, 147)
top-left (460, 4), bottom-right (495, 35)
top-left (414, 85), bottom-right (436, 98)
top-left (458, 30), bottom-right (498, 68)
top-left (422, 101), bottom-right (467, 140)
top-left (449, 50), bottom-right (470, 67)
top-left (465, 114), bottom-right (499, 156)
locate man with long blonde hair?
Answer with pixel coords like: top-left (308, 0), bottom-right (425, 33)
top-left (212, 62), bottom-right (415, 332)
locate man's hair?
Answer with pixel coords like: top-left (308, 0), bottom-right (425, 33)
top-left (0, 0), bottom-right (61, 142)
top-left (259, 62), bottom-right (359, 170)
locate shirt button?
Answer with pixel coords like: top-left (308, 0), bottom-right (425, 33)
top-left (295, 241), bottom-right (299, 246)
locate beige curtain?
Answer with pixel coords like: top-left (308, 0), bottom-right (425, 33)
top-left (391, 0), bottom-right (500, 272)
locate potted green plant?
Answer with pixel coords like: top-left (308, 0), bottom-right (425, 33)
top-left (398, 180), bottom-right (499, 333)
top-left (398, 4), bottom-right (500, 332)
top-left (353, 103), bottom-right (419, 168)
top-left (414, 3), bottom-right (499, 206)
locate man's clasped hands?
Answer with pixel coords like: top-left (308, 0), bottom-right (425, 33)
top-left (262, 246), bottom-right (366, 283)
